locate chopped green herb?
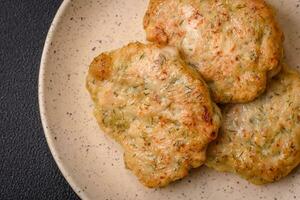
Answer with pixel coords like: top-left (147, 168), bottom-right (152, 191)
top-left (139, 53), bottom-right (145, 60)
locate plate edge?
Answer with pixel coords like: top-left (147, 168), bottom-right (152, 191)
top-left (38, 0), bottom-right (89, 199)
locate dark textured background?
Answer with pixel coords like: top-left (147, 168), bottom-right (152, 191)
top-left (0, 1), bottom-right (80, 199)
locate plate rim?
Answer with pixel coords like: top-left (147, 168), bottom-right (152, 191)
top-left (38, 0), bottom-right (86, 199)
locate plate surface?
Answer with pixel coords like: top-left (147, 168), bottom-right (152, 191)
top-left (39, 0), bottom-right (300, 199)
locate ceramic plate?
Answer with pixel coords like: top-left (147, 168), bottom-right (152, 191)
top-left (39, 0), bottom-right (300, 199)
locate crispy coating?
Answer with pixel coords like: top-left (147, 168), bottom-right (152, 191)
top-left (206, 66), bottom-right (300, 184)
top-left (144, 0), bottom-right (284, 103)
top-left (86, 42), bottom-right (221, 187)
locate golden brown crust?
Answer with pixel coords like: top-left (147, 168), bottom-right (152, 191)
top-left (86, 42), bottom-right (221, 187)
top-left (144, 0), bottom-right (284, 103)
top-left (206, 66), bottom-right (300, 184)
top-left (89, 53), bottom-right (112, 80)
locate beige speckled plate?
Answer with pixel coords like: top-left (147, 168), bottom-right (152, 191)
top-left (39, 0), bottom-right (300, 199)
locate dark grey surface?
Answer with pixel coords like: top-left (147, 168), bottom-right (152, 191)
top-left (0, 1), bottom-right (80, 199)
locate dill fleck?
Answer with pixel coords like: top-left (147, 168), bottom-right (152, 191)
top-left (238, 151), bottom-right (244, 158)
top-left (236, 4), bottom-right (245, 9)
top-left (139, 53), bottom-right (145, 60)
top-left (144, 88), bottom-right (150, 96)
top-left (113, 91), bottom-right (119, 97)
top-left (170, 77), bottom-right (179, 85)
top-left (185, 85), bottom-right (193, 94)
top-left (226, 129), bottom-right (236, 133)
top-left (188, 62), bottom-right (198, 69)
top-left (159, 54), bottom-right (167, 65)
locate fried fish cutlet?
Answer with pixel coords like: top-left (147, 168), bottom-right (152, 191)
top-left (144, 0), bottom-right (284, 103)
top-left (206, 65), bottom-right (300, 184)
top-left (86, 42), bottom-right (221, 188)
